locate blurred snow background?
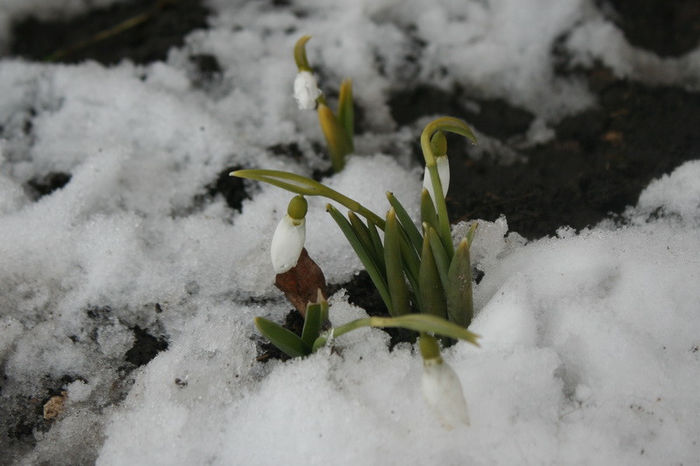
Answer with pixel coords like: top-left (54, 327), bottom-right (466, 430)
top-left (1, 0), bottom-right (699, 464)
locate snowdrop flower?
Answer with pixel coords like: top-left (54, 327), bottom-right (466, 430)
top-left (294, 71), bottom-right (322, 110)
top-left (419, 335), bottom-right (470, 428)
top-left (422, 155), bottom-right (450, 204)
top-left (271, 195), bottom-right (308, 274)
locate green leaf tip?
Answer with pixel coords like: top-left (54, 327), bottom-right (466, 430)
top-left (318, 103), bottom-right (352, 172)
top-left (301, 300), bottom-right (324, 348)
top-left (254, 317), bottom-right (310, 358)
top-left (446, 237), bottom-right (474, 328)
top-left (338, 79), bottom-right (354, 140)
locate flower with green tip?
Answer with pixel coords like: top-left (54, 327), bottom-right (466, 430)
top-left (271, 195), bottom-right (308, 274)
top-left (294, 71), bottom-right (322, 110)
top-left (419, 335), bottom-right (470, 428)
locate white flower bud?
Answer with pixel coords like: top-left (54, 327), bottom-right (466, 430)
top-left (422, 155), bottom-right (450, 205)
top-left (294, 71), bottom-right (322, 110)
top-left (270, 214), bottom-right (306, 274)
top-left (421, 358), bottom-right (470, 428)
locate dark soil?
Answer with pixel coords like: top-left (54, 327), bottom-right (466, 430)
top-left (124, 326), bottom-right (169, 367)
top-left (421, 73), bottom-right (700, 239)
top-left (26, 172), bottom-right (72, 199)
top-left (600, 0), bottom-right (700, 57)
top-left (7, 0), bottom-right (210, 65)
top-left (390, 66), bottom-right (700, 240)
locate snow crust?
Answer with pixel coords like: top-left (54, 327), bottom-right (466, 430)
top-left (1, 1), bottom-right (699, 465)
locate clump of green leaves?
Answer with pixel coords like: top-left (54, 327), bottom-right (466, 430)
top-left (254, 292), bottom-right (479, 358)
top-left (233, 116), bottom-right (479, 358)
top-left (293, 35), bottom-right (354, 173)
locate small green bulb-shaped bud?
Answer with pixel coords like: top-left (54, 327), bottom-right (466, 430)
top-left (430, 131), bottom-right (447, 157)
top-left (287, 195), bottom-right (308, 222)
top-left (419, 334), bottom-right (443, 363)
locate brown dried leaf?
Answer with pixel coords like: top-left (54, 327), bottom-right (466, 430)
top-left (43, 391), bottom-right (67, 420)
top-left (275, 248), bottom-right (327, 317)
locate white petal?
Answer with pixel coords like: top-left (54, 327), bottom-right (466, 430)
top-left (422, 155), bottom-right (450, 204)
top-left (270, 215), bottom-right (306, 274)
top-left (294, 71), bottom-right (322, 110)
top-left (421, 360), bottom-right (470, 428)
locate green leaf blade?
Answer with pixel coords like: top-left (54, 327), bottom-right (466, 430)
top-left (301, 302), bottom-right (324, 347)
top-left (255, 317), bottom-right (310, 358)
top-left (349, 212), bottom-right (385, 276)
top-left (386, 192), bottom-right (423, 254)
top-left (418, 232), bottom-right (448, 319)
top-left (337, 79), bottom-right (354, 144)
top-left (327, 204), bottom-right (392, 312)
top-left (384, 209), bottom-right (410, 316)
top-left (318, 104), bottom-right (353, 173)
top-left (420, 188), bottom-right (439, 232)
top-left (446, 238), bottom-right (474, 328)
top-left (426, 225), bottom-right (450, 291)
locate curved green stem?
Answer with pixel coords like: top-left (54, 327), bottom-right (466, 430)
top-left (231, 169), bottom-right (385, 227)
top-left (294, 35), bottom-right (313, 71)
top-left (420, 117), bottom-right (477, 258)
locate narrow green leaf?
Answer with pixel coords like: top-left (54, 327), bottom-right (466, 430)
top-left (426, 225), bottom-right (450, 291)
top-left (348, 212), bottom-right (384, 277)
top-left (384, 209), bottom-right (410, 316)
top-left (230, 169), bottom-right (384, 227)
top-left (386, 192), bottom-right (422, 254)
top-left (465, 222), bottom-right (478, 246)
top-left (418, 232), bottom-right (448, 319)
top-left (255, 317), bottom-right (310, 358)
top-left (446, 238), bottom-right (474, 328)
top-left (337, 79), bottom-right (354, 144)
top-left (367, 219), bottom-right (385, 268)
top-left (420, 188), bottom-right (439, 233)
top-left (318, 104), bottom-right (353, 173)
top-left (397, 228), bottom-right (420, 291)
top-left (327, 204), bottom-right (392, 311)
top-left (301, 303), bottom-right (323, 347)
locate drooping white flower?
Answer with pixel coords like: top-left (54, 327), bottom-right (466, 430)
top-left (271, 195), bottom-right (308, 274)
top-left (422, 155), bottom-right (450, 204)
top-left (294, 71), bottom-right (322, 110)
top-left (270, 214), bottom-right (306, 274)
top-left (421, 357), bottom-right (470, 429)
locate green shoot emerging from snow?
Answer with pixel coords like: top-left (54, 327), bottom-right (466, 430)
top-left (293, 35), bottom-right (354, 172)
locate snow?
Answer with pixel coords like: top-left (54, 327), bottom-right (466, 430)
top-left (1, 0), bottom-right (699, 465)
